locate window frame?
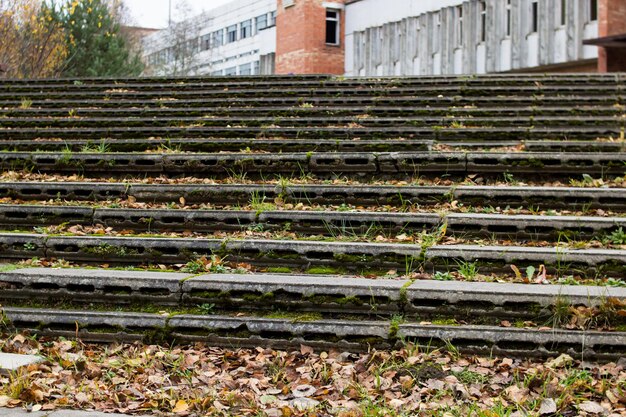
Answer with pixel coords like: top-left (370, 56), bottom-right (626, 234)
top-left (505, 0), bottom-right (511, 37)
top-left (239, 63), bottom-right (252, 75)
top-left (456, 5), bottom-right (463, 46)
top-left (255, 13), bottom-right (268, 33)
top-left (530, 0), bottom-right (538, 34)
top-left (589, 0), bottom-right (598, 21)
top-left (226, 24), bottom-right (238, 43)
top-left (212, 29), bottom-right (224, 48)
top-left (325, 9), bottom-right (340, 46)
top-left (240, 19), bottom-right (252, 39)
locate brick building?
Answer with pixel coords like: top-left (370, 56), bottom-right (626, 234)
top-left (141, 0), bottom-right (625, 76)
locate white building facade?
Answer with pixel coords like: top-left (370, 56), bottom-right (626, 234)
top-left (142, 0), bottom-right (600, 77)
top-left (345, 0), bottom-right (599, 76)
top-left (143, 0), bottom-right (277, 76)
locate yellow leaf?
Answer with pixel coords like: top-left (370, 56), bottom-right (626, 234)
top-left (510, 264), bottom-right (522, 280)
top-left (172, 400), bottom-right (189, 413)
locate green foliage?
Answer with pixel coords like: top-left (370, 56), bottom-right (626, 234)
top-left (48, 0), bottom-right (143, 77)
top-left (608, 227), bottom-right (626, 245)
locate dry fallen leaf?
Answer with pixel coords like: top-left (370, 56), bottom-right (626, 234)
top-left (172, 399), bottom-right (189, 413)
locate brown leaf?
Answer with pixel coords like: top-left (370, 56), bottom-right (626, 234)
top-left (300, 345), bottom-right (314, 355)
top-left (504, 385), bottom-right (529, 404)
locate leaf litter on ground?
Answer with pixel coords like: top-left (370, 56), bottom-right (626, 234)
top-left (0, 334), bottom-right (626, 416)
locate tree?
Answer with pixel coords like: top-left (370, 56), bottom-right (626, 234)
top-left (50, 0), bottom-right (143, 77)
top-left (0, 0), bottom-right (68, 78)
top-left (143, 1), bottom-right (206, 76)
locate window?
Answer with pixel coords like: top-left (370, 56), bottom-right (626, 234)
top-left (239, 63), bottom-right (252, 75)
top-left (186, 38), bottom-right (199, 55)
top-left (457, 6), bottom-right (463, 46)
top-left (269, 11), bottom-right (277, 26)
top-left (559, 0), bottom-right (566, 26)
top-left (326, 9), bottom-right (340, 45)
top-left (212, 29), bottom-right (223, 48)
top-left (224, 66), bottom-right (237, 76)
top-left (200, 34), bottom-right (210, 51)
top-left (256, 14), bottom-right (268, 33)
top-left (531, 1), bottom-right (538, 33)
top-left (479, 1), bottom-right (486, 42)
top-left (254, 60), bottom-right (260, 75)
top-left (590, 0), bottom-right (598, 21)
top-left (211, 69), bottom-right (223, 76)
top-left (433, 12), bottom-right (441, 51)
top-left (226, 24), bottom-right (237, 43)
top-left (506, 0), bottom-right (511, 36)
top-left (241, 19), bottom-right (252, 39)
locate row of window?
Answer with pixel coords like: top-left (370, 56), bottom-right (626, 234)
top-left (212, 61), bottom-right (260, 76)
top-left (146, 11), bottom-right (276, 68)
top-left (450, 0), bottom-right (597, 47)
top-left (200, 11), bottom-right (276, 51)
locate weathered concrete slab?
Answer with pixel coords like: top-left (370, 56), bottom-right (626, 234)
top-left (0, 408), bottom-right (152, 417)
top-left (398, 323), bottom-right (626, 360)
top-left (2, 308), bottom-right (168, 343)
top-left (0, 352), bottom-right (43, 374)
top-left (0, 268), bottom-right (191, 304)
top-left (426, 245), bottom-right (626, 266)
top-left (445, 213), bottom-right (626, 238)
top-left (453, 186), bottom-right (626, 210)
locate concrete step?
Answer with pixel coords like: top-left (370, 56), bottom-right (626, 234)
top-left (3, 305), bottom-right (625, 360)
top-left (0, 205), bottom-right (624, 242)
top-left (0, 151), bottom-right (622, 177)
top-left (2, 182), bottom-right (624, 211)
top-left (0, 233), bottom-right (623, 277)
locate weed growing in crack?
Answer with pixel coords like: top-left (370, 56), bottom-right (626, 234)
top-left (456, 260), bottom-right (479, 280)
top-left (250, 191), bottom-right (276, 214)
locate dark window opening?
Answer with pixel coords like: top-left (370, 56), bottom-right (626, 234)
top-left (326, 9), bottom-right (340, 45)
top-left (457, 6), bottom-right (463, 45)
top-left (590, 0), bottom-right (598, 21)
top-left (227, 24), bottom-right (237, 43)
top-left (531, 1), bottom-right (538, 33)
top-left (506, 0), bottom-right (511, 36)
top-left (241, 19), bottom-right (252, 39)
top-left (480, 1), bottom-right (486, 42)
top-left (560, 0), bottom-right (567, 26)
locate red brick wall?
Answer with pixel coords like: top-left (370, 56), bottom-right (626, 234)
top-left (598, 0), bottom-right (626, 72)
top-left (275, 0), bottom-right (345, 74)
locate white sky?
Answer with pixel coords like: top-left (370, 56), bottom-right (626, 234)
top-left (124, 0), bottom-right (233, 28)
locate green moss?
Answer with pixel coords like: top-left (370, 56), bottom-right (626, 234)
top-left (143, 325), bottom-right (173, 344)
top-left (303, 294), bottom-right (364, 306)
top-left (389, 315), bottom-right (405, 339)
top-left (0, 264), bottom-right (22, 273)
top-left (264, 311), bottom-right (323, 322)
top-left (431, 318), bottom-right (458, 326)
top-left (333, 253), bottom-right (374, 263)
top-left (190, 290), bottom-right (230, 299)
top-left (306, 266), bottom-right (344, 275)
top-left (267, 267), bottom-right (291, 273)
top-left (242, 292), bottom-right (275, 302)
top-left (82, 244), bottom-right (140, 258)
top-left (399, 281), bottom-right (411, 308)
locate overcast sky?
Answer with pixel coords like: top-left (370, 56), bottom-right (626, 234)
top-left (125, 0), bottom-right (233, 28)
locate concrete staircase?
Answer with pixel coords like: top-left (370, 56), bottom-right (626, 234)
top-left (0, 73), bottom-right (625, 360)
